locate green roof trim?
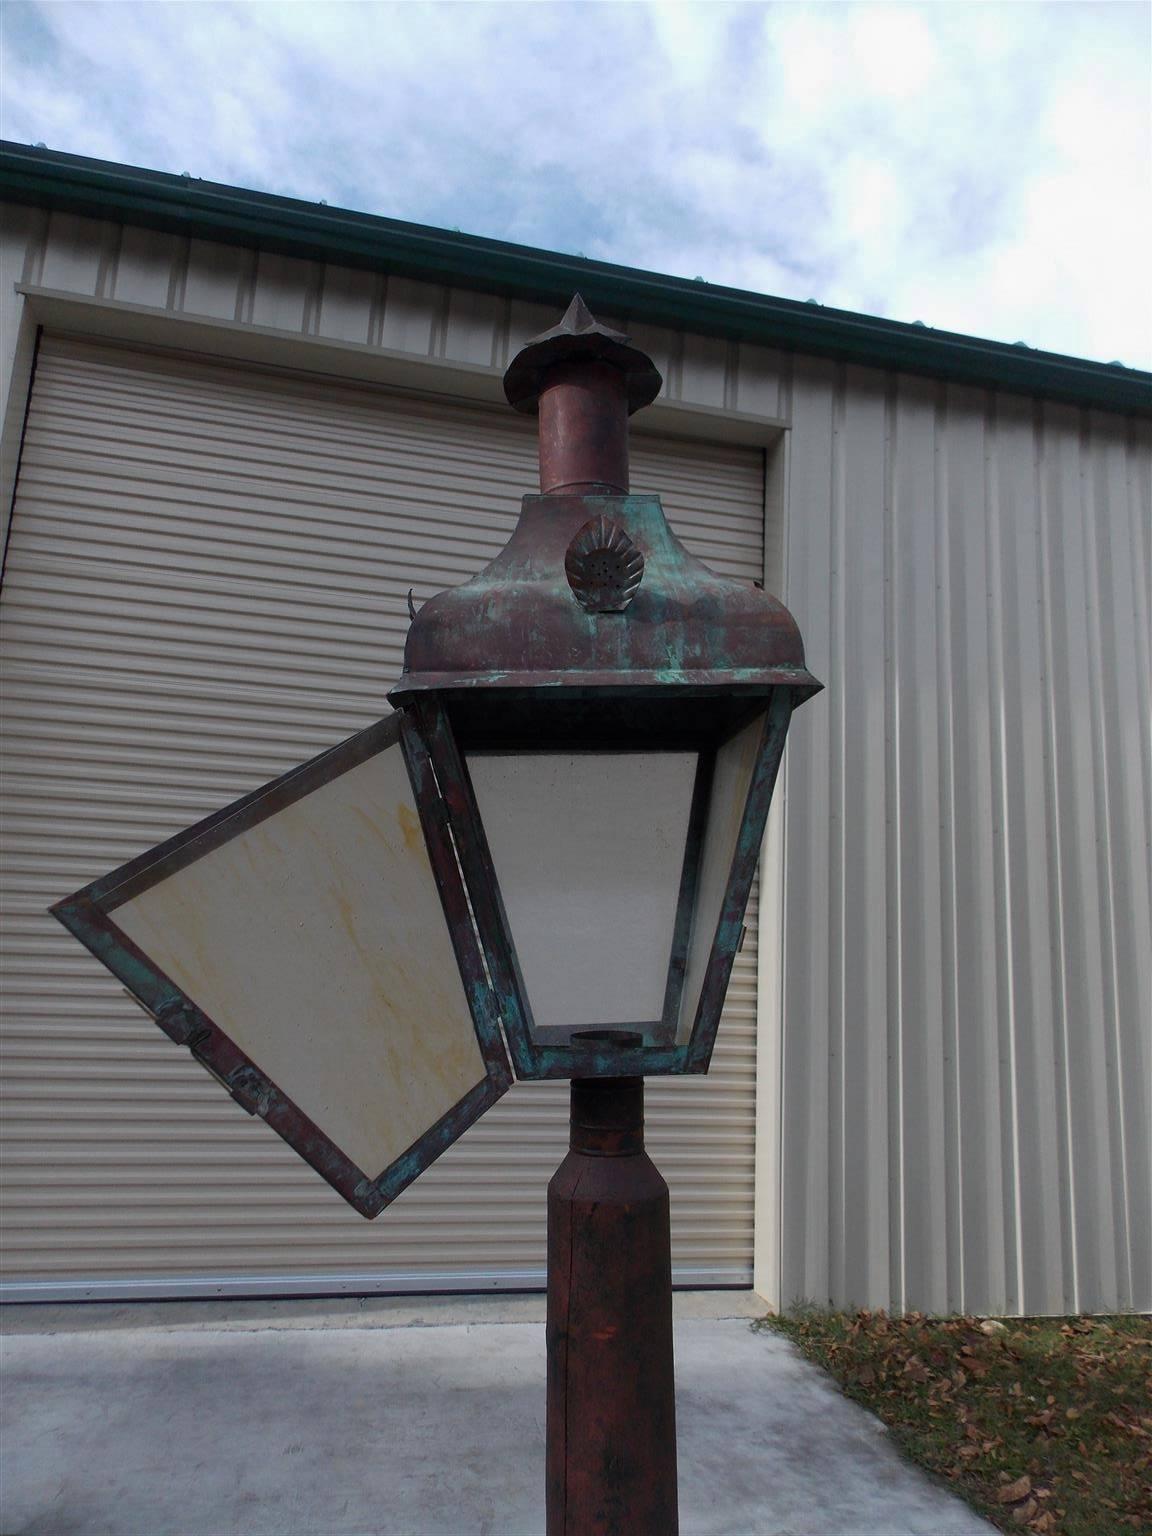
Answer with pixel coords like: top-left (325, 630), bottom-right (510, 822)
top-left (2, 141), bottom-right (1149, 413)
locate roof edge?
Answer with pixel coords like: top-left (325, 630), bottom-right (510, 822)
top-left (2, 141), bottom-right (1149, 414)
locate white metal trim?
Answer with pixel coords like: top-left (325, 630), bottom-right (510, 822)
top-left (16, 286), bottom-right (787, 446)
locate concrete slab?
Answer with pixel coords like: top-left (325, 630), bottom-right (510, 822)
top-left (0, 1288), bottom-right (766, 1337)
top-left (1, 1303), bottom-right (995, 1536)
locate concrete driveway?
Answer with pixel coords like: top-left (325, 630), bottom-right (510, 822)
top-left (1, 1293), bottom-right (994, 1536)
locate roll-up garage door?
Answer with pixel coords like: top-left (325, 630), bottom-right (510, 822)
top-left (0, 334), bottom-right (765, 1300)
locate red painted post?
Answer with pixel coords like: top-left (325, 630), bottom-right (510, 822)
top-left (546, 1057), bottom-right (679, 1535)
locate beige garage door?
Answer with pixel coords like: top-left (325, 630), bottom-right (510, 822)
top-left (0, 334), bottom-right (765, 1299)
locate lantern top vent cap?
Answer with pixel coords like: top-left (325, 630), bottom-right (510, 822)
top-left (503, 294), bottom-right (663, 417)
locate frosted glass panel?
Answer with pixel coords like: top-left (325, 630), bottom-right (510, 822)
top-left (468, 753), bottom-right (697, 1030)
top-left (677, 714), bottom-right (765, 1043)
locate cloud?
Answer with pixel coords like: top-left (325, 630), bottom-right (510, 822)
top-left (1, 0), bottom-right (1148, 366)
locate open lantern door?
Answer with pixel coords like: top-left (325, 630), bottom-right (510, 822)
top-left (52, 712), bottom-right (513, 1218)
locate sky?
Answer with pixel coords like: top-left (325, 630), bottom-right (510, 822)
top-left (2, 1), bottom-right (1149, 368)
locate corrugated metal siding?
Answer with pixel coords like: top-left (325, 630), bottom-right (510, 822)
top-left (0, 335), bottom-right (765, 1298)
top-left (4, 204), bottom-right (789, 420)
top-left (778, 358), bottom-right (1151, 1315)
top-left (5, 201), bottom-right (1147, 1317)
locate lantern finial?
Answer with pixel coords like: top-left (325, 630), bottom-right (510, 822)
top-left (503, 294), bottom-right (662, 417)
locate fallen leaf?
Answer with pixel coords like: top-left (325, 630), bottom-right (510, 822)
top-left (1012, 1497), bottom-right (1038, 1523)
top-left (998, 1475), bottom-right (1033, 1504)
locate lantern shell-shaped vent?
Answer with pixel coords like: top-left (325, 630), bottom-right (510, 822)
top-left (565, 515), bottom-right (645, 612)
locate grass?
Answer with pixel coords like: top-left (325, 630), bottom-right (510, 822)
top-left (756, 1308), bottom-right (1152, 1535)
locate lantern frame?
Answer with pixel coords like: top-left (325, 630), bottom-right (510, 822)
top-left (390, 475), bottom-right (820, 1081)
top-left (405, 685), bottom-right (797, 1080)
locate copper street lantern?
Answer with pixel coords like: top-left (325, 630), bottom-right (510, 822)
top-left (53, 295), bottom-right (821, 1536)
top-left (393, 295), bottom-right (820, 1083)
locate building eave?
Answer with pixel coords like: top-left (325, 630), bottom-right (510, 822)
top-left (2, 140), bottom-right (1149, 414)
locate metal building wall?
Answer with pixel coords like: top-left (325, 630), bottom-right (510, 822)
top-left (774, 356), bottom-right (1151, 1316)
top-left (2, 202), bottom-right (1148, 1315)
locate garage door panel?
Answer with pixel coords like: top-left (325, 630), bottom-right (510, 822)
top-left (0, 334), bottom-right (764, 1299)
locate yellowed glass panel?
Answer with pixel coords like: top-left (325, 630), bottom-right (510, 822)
top-left (114, 748), bottom-right (484, 1177)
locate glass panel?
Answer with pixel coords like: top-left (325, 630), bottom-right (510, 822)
top-left (113, 740), bottom-right (488, 1178)
top-left (677, 714), bottom-right (766, 1044)
top-left (467, 752), bottom-right (698, 1032)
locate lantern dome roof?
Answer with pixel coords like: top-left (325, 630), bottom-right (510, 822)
top-left (394, 295), bottom-right (820, 725)
top-left (390, 491), bottom-right (821, 705)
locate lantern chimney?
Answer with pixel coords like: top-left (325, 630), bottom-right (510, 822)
top-left (502, 294), bottom-right (663, 496)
